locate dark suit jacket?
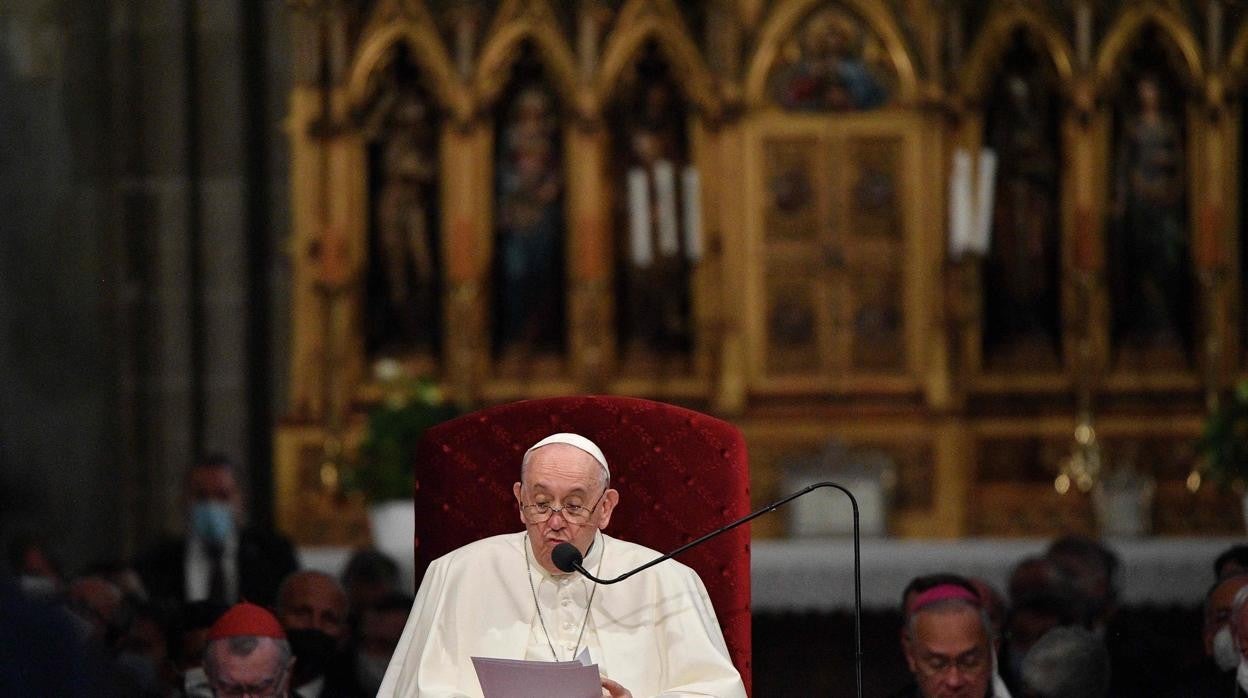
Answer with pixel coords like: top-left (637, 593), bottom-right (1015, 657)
top-left (135, 526), bottom-right (299, 609)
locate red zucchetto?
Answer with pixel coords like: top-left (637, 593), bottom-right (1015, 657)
top-left (206, 602), bottom-right (286, 641)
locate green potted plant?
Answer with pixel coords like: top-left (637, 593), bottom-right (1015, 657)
top-left (1197, 380), bottom-right (1248, 531)
top-left (348, 360), bottom-right (459, 561)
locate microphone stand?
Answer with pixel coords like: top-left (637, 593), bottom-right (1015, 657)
top-left (566, 482), bottom-right (862, 698)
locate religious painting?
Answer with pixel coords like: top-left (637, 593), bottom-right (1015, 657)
top-left (361, 45), bottom-right (444, 362)
top-left (848, 265), bottom-right (903, 372)
top-left (492, 44), bottom-right (567, 364)
top-left (845, 136), bottom-right (901, 239)
top-left (981, 30), bottom-right (1063, 370)
top-left (609, 43), bottom-right (696, 364)
top-left (763, 136), bottom-right (820, 242)
top-left (768, 5), bottom-right (893, 111)
top-left (765, 269), bottom-right (822, 376)
top-left (1107, 26), bottom-right (1193, 370)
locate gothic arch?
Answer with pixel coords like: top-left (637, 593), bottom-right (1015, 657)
top-left (346, 3), bottom-right (467, 120)
top-left (596, 0), bottom-right (720, 117)
top-left (1095, 4), bottom-right (1203, 92)
top-left (473, 0), bottom-right (580, 114)
top-left (743, 0), bottom-right (918, 108)
top-left (959, 7), bottom-right (1074, 102)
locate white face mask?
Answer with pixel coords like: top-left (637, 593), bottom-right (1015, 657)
top-left (1214, 626), bottom-right (1240, 672)
top-left (1238, 656), bottom-right (1248, 693)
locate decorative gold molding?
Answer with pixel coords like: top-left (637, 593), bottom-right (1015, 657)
top-left (1226, 20), bottom-right (1248, 81)
top-left (595, 0), bottom-right (721, 117)
top-left (957, 6), bottom-right (1075, 103)
top-left (743, 0), bottom-right (919, 109)
top-left (473, 0), bottom-right (582, 115)
top-left (346, 10), bottom-right (470, 123)
top-left (1094, 3), bottom-right (1204, 90)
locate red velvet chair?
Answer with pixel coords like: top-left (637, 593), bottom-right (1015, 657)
top-left (411, 395), bottom-right (752, 694)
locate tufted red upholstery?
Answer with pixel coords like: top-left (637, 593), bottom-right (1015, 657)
top-left (412, 395), bottom-right (752, 694)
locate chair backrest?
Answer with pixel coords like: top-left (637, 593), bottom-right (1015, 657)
top-left (412, 395), bottom-right (752, 693)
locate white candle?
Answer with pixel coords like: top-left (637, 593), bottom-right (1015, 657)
top-left (654, 160), bottom-right (679, 256)
top-left (682, 166), bottom-right (703, 262)
top-left (628, 167), bottom-right (653, 267)
top-left (974, 148), bottom-right (998, 255)
top-left (948, 148), bottom-right (973, 259)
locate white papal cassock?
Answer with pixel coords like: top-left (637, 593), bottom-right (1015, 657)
top-left (377, 530), bottom-right (747, 697)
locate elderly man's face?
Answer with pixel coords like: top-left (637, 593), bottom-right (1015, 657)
top-left (278, 572), bottom-right (348, 642)
top-left (1234, 590), bottom-right (1248, 659)
top-left (904, 606), bottom-right (992, 698)
top-left (206, 638), bottom-right (290, 697)
top-left (514, 444), bottom-right (618, 574)
top-left (1206, 575), bottom-right (1248, 655)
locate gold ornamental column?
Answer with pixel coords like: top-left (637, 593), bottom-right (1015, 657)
top-left (441, 120), bottom-right (493, 404)
top-left (565, 112), bottom-right (615, 389)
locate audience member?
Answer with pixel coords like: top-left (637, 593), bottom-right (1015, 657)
top-left (1017, 626), bottom-right (1109, 698)
top-left (66, 575), bottom-right (127, 646)
top-left (0, 571), bottom-right (103, 696)
top-left (1165, 574), bottom-right (1248, 697)
top-left (998, 556), bottom-right (1083, 693)
top-left (202, 602), bottom-right (295, 698)
top-left (82, 558), bottom-right (149, 604)
top-left (1044, 536), bottom-right (1119, 629)
top-left (353, 593), bottom-right (413, 695)
top-left (1216, 545), bottom-right (1248, 582)
top-left (7, 532), bottom-right (65, 601)
top-left (899, 579), bottom-right (1005, 697)
top-left (135, 453), bottom-right (298, 609)
top-left (172, 601), bottom-right (228, 698)
top-left (1230, 585), bottom-right (1248, 696)
top-left (340, 547), bottom-right (399, 633)
top-left (276, 570), bottom-right (360, 697)
top-left (118, 602), bottom-right (175, 697)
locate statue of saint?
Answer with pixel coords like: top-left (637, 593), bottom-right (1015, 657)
top-left (494, 84), bottom-right (565, 358)
top-left (364, 63), bottom-right (441, 358)
top-left (1111, 73), bottom-right (1191, 360)
top-left (983, 52), bottom-right (1062, 365)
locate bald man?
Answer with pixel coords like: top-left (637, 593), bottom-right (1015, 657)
top-left (276, 571), bottom-right (358, 697)
top-left (379, 433), bottom-right (745, 698)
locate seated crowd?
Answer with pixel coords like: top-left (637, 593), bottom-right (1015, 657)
top-left (2, 452), bottom-right (1247, 697)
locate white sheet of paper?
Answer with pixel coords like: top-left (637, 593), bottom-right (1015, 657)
top-left (471, 655), bottom-right (602, 698)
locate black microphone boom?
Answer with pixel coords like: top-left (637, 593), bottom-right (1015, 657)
top-left (553, 481), bottom-right (863, 698)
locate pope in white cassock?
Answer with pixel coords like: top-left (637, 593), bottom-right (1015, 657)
top-left (377, 432), bottom-right (747, 698)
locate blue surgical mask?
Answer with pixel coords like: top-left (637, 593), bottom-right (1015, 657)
top-left (190, 502), bottom-right (235, 544)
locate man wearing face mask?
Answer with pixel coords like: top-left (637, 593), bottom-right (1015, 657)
top-left (351, 593), bottom-right (412, 695)
top-left (276, 570), bottom-right (362, 697)
top-left (1165, 574), bottom-right (1248, 697)
top-left (136, 454), bottom-right (298, 609)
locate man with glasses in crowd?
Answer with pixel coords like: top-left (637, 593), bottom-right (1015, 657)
top-left (902, 582), bottom-right (1004, 698)
top-left (202, 602), bottom-right (294, 698)
top-left (378, 433), bottom-right (745, 697)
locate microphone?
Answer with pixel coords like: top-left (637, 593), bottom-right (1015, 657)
top-left (551, 482), bottom-right (863, 698)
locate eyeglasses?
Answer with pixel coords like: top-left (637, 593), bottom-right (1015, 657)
top-left (520, 488), bottom-right (606, 524)
top-left (213, 663), bottom-right (289, 698)
top-left (915, 649), bottom-right (986, 677)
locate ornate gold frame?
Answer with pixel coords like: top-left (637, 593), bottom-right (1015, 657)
top-left (742, 0), bottom-right (920, 109)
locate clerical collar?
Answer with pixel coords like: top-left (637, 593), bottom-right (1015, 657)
top-left (525, 531), bottom-right (603, 580)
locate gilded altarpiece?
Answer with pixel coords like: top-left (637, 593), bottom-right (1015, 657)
top-left (275, 0), bottom-right (1248, 545)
